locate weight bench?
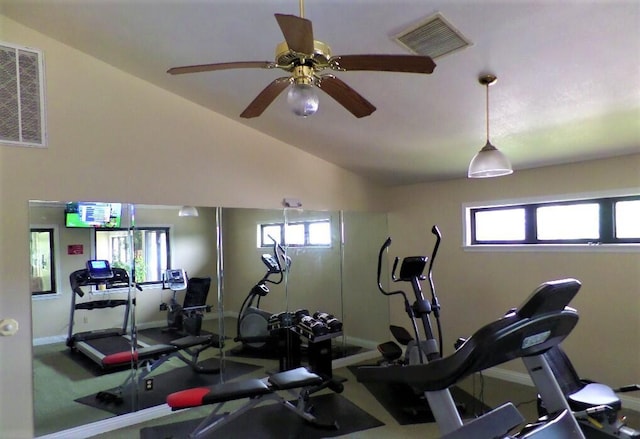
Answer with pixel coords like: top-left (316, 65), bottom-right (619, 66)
top-left (96, 334), bottom-right (220, 404)
top-left (167, 367), bottom-right (339, 438)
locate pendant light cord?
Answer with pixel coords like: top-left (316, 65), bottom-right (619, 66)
top-left (299, 0), bottom-right (304, 18)
top-left (486, 83), bottom-right (490, 143)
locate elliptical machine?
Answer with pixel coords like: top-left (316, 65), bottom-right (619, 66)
top-left (235, 236), bottom-right (290, 351)
top-left (376, 225), bottom-right (444, 367)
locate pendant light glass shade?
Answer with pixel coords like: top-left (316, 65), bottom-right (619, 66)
top-left (468, 141), bottom-right (513, 178)
top-left (468, 74), bottom-right (513, 179)
top-left (178, 206), bottom-right (199, 217)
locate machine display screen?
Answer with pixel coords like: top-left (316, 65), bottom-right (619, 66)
top-left (87, 260), bottom-right (114, 279)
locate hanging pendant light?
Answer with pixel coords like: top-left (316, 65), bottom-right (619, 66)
top-left (178, 206), bottom-right (199, 217)
top-left (468, 74), bottom-right (513, 178)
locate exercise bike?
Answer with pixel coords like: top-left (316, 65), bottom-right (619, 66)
top-left (235, 236), bottom-right (290, 351)
top-left (159, 269), bottom-right (212, 336)
top-left (538, 345), bottom-right (640, 438)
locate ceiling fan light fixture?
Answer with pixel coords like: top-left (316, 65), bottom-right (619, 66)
top-left (287, 83), bottom-right (319, 117)
top-left (468, 74), bottom-right (513, 179)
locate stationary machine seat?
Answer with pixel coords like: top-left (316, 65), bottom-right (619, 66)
top-left (569, 383), bottom-right (620, 411)
top-left (542, 345), bottom-right (622, 412)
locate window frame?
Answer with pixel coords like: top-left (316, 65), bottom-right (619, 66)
top-left (29, 226), bottom-right (58, 297)
top-left (464, 190), bottom-right (640, 250)
top-left (258, 219), bottom-right (332, 248)
top-left (94, 226), bottom-right (171, 287)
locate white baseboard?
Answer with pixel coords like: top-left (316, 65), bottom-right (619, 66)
top-left (332, 349), bottom-right (380, 369)
top-left (33, 312), bottom-right (227, 347)
top-left (36, 404), bottom-right (173, 439)
top-left (33, 335), bottom-right (67, 346)
top-left (343, 335), bottom-right (378, 351)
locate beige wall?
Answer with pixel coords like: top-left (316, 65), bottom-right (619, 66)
top-left (2, 12), bottom-right (638, 438)
top-left (0, 16), bottom-right (381, 437)
top-left (383, 154), bottom-right (640, 386)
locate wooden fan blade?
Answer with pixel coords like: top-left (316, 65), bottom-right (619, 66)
top-left (167, 61), bottom-right (272, 75)
top-left (274, 13), bottom-right (314, 54)
top-left (317, 75), bottom-right (376, 118)
top-left (330, 54), bottom-right (436, 74)
top-left (240, 77), bottom-right (291, 118)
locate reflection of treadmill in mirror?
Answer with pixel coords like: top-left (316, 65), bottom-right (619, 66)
top-left (66, 260), bottom-right (138, 369)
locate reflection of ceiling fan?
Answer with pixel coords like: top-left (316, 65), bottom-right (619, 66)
top-left (167, 2), bottom-right (436, 118)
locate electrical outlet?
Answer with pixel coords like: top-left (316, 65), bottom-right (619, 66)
top-left (145, 379), bottom-right (153, 391)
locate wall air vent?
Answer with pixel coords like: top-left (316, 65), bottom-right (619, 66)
top-left (393, 13), bottom-right (472, 60)
top-left (0, 42), bottom-right (47, 147)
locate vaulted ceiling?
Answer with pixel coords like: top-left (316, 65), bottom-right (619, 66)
top-left (2, 0), bottom-right (639, 185)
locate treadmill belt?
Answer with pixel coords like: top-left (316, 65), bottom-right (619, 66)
top-left (86, 336), bottom-right (138, 356)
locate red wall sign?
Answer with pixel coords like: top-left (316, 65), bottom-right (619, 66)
top-left (68, 244), bottom-right (84, 255)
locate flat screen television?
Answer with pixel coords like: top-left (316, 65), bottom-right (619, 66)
top-left (65, 202), bottom-right (122, 228)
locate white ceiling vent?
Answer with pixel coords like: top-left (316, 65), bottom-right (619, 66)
top-left (393, 13), bottom-right (472, 59)
top-left (0, 42), bottom-right (47, 147)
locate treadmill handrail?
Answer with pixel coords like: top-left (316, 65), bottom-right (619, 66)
top-left (69, 267), bottom-right (131, 297)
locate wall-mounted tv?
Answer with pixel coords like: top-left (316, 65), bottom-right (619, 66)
top-left (65, 202), bottom-right (122, 228)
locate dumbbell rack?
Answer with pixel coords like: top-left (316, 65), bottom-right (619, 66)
top-left (299, 330), bottom-right (343, 378)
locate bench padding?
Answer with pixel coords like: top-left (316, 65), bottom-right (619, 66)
top-left (268, 367), bottom-right (323, 389)
top-left (167, 367), bottom-right (322, 410)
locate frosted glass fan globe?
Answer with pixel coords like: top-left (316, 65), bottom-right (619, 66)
top-left (287, 84), bottom-right (319, 117)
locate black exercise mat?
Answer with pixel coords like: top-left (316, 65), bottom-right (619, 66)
top-left (349, 365), bottom-right (491, 425)
top-left (140, 392), bottom-right (384, 439)
top-left (76, 359), bottom-right (262, 415)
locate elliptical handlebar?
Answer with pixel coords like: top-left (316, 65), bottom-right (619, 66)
top-left (427, 225), bottom-right (443, 354)
top-left (260, 235), bottom-right (290, 286)
top-left (377, 237), bottom-right (407, 298)
top-left (427, 225), bottom-right (441, 315)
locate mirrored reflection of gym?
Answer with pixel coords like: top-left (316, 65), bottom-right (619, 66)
top-left (30, 202), bottom-right (392, 436)
top-left (29, 201), bottom-right (640, 439)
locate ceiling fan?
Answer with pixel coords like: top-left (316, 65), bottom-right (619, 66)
top-left (167, 1), bottom-right (436, 118)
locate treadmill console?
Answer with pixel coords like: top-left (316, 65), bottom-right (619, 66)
top-left (165, 269), bottom-right (187, 291)
top-left (87, 260), bottom-right (114, 280)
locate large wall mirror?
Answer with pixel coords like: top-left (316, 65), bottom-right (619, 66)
top-left (29, 201), bottom-right (389, 436)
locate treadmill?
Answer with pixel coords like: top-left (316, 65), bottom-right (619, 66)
top-left (66, 260), bottom-right (139, 368)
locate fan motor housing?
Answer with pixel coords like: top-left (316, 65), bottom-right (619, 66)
top-left (275, 40), bottom-right (332, 69)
